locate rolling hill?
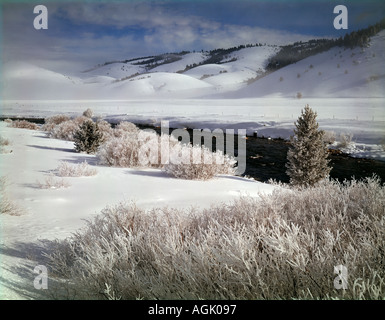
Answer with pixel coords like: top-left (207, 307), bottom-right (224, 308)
top-left (1, 29), bottom-right (385, 100)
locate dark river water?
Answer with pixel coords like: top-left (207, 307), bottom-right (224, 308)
top-left (242, 135), bottom-right (385, 183)
top-left (160, 126), bottom-right (385, 184)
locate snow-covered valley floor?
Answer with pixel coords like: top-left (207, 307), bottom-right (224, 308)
top-left (0, 121), bottom-right (279, 300)
top-left (2, 97), bottom-right (385, 160)
top-left (0, 96), bottom-right (384, 300)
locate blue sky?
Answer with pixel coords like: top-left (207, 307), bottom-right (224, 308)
top-left (2, 0), bottom-right (385, 73)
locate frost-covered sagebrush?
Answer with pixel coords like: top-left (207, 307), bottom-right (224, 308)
top-left (164, 144), bottom-right (236, 180)
top-left (44, 176), bottom-right (385, 300)
top-left (0, 177), bottom-right (23, 215)
top-left (82, 108), bottom-right (94, 118)
top-left (42, 114), bottom-right (71, 132)
top-left (97, 129), bottom-right (167, 168)
top-left (338, 132), bottom-right (354, 148)
top-left (0, 136), bottom-right (11, 154)
top-left (48, 116), bottom-right (90, 141)
top-left (56, 161), bottom-right (97, 177)
top-left (8, 120), bottom-right (39, 130)
top-left (97, 126), bottom-right (236, 179)
top-left (114, 121), bottom-right (139, 135)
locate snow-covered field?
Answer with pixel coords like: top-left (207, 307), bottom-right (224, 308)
top-left (0, 95), bottom-right (384, 299)
top-left (2, 97), bottom-right (384, 160)
top-left (1, 29), bottom-right (384, 300)
top-left (0, 122), bottom-right (279, 299)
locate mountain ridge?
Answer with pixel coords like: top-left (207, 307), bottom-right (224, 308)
top-left (2, 22), bottom-right (385, 100)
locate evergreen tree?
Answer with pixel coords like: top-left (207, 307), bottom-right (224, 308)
top-left (73, 120), bottom-right (103, 154)
top-left (286, 105), bottom-right (331, 187)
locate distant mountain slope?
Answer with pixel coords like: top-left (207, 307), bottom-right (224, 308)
top-left (2, 28), bottom-right (384, 100)
top-left (2, 62), bottom-right (82, 100)
top-left (109, 72), bottom-right (214, 99)
top-left (223, 30), bottom-right (385, 99)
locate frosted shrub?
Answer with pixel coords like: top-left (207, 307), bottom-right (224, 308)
top-left (164, 144), bottom-right (236, 180)
top-left (0, 177), bottom-right (22, 215)
top-left (115, 121), bottom-right (139, 134)
top-left (50, 117), bottom-right (90, 141)
top-left (0, 136), bottom-right (10, 146)
top-left (72, 116), bottom-right (90, 126)
top-left (44, 176), bottom-right (385, 300)
top-left (97, 127), bottom-right (236, 179)
top-left (97, 134), bottom-right (139, 167)
top-left (56, 161), bottom-right (97, 177)
top-left (97, 127), bottom-right (180, 168)
top-left (82, 108), bottom-right (94, 118)
top-left (0, 136), bottom-right (11, 154)
top-left (95, 120), bottom-right (114, 140)
top-left (97, 130), bottom-right (163, 168)
top-left (50, 120), bottom-right (79, 141)
top-left (37, 174), bottom-right (71, 189)
top-left (42, 114), bottom-right (70, 132)
top-left (0, 192), bottom-right (20, 215)
top-left (338, 132), bottom-right (354, 148)
top-left (45, 114), bottom-right (71, 125)
top-left (112, 121), bottom-right (139, 138)
top-left (323, 130), bottom-right (336, 145)
top-left (9, 120), bottom-right (39, 130)
top-left (136, 130), bottom-right (166, 167)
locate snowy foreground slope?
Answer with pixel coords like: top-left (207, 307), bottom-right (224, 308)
top-left (0, 122), bottom-right (277, 299)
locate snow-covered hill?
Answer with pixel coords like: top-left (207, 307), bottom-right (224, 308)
top-left (1, 44), bottom-right (276, 99)
top-left (225, 30), bottom-right (385, 99)
top-left (2, 31), bottom-right (384, 100)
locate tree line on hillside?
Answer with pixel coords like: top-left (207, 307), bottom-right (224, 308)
top-left (266, 17), bottom-right (385, 72)
top-left (337, 17), bottom-right (385, 48)
top-left (86, 17), bottom-right (385, 78)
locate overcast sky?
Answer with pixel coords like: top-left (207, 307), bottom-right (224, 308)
top-left (2, 0), bottom-right (385, 74)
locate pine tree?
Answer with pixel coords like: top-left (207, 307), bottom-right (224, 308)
top-left (286, 104), bottom-right (331, 187)
top-left (73, 120), bottom-right (103, 154)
